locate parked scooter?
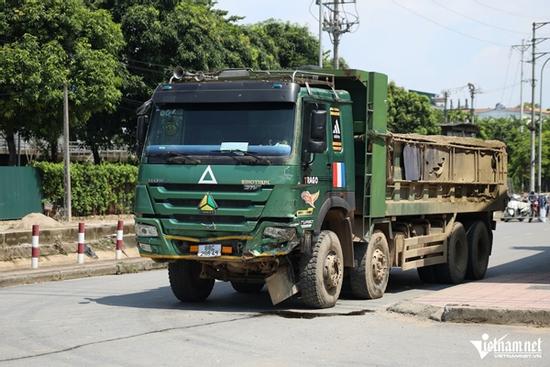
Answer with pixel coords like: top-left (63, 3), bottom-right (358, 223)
top-left (502, 194), bottom-right (531, 222)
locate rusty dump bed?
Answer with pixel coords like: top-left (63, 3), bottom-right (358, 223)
top-left (384, 133), bottom-right (508, 217)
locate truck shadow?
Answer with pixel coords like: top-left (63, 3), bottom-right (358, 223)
top-left (484, 245), bottom-right (550, 283)
top-left (89, 242), bottom-right (549, 313)
top-left (89, 269), bottom-right (447, 313)
top-left (90, 282), bottom-right (287, 313)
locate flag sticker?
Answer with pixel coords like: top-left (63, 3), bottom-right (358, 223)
top-left (331, 107), bottom-right (342, 152)
top-left (332, 162), bottom-right (346, 188)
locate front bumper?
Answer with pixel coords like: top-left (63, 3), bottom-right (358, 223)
top-left (135, 217), bottom-right (303, 261)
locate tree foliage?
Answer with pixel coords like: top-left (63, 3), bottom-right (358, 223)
top-left (387, 82), bottom-right (441, 135)
top-left (478, 117), bottom-right (550, 192)
top-left (1, 0), bottom-right (332, 164)
top-left (0, 0), bottom-right (124, 164)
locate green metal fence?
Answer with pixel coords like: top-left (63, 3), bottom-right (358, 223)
top-left (0, 167), bottom-right (43, 220)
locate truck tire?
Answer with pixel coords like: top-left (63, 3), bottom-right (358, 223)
top-left (465, 221), bottom-right (491, 280)
top-left (417, 265), bottom-right (437, 283)
top-left (298, 230), bottom-right (344, 308)
top-left (434, 222), bottom-right (468, 284)
top-left (230, 281), bottom-right (264, 293)
top-left (349, 231), bottom-right (390, 299)
top-left (168, 260), bottom-right (214, 302)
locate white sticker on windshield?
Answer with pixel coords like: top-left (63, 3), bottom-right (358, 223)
top-left (220, 142), bottom-right (249, 152)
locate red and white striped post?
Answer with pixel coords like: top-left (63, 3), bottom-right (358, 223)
top-left (31, 225), bottom-right (40, 269)
top-left (116, 220), bottom-right (124, 260)
top-left (77, 222), bottom-right (85, 264)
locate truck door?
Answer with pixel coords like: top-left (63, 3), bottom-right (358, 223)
top-left (301, 101), bottom-right (331, 215)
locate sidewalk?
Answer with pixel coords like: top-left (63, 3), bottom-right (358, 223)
top-left (0, 257), bottom-right (166, 288)
top-left (389, 273), bottom-right (550, 327)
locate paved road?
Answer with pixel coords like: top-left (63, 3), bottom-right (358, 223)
top-left (0, 221), bottom-right (549, 366)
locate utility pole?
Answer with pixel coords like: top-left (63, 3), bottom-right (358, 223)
top-left (467, 83), bottom-right (476, 124)
top-left (529, 21), bottom-right (550, 193)
top-left (63, 83), bottom-right (72, 222)
top-left (538, 57), bottom-right (550, 193)
top-left (512, 40), bottom-right (529, 132)
top-left (443, 90), bottom-right (449, 123)
top-left (319, 2), bottom-right (323, 68)
top-left (320, 0), bottom-right (359, 69)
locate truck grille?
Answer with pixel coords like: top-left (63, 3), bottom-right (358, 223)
top-left (148, 183), bottom-right (273, 233)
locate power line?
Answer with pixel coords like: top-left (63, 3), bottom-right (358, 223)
top-left (506, 57), bottom-right (521, 105)
top-left (431, 0), bottom-right (527, 36)
top-left (473, 0), bottom-right (550, 20)
top-left (391, 0), bottom-right (506, 47)
top-left (123, 63), bottom-right (166, 75)
top-left (125, 58), bottom-right (171, 70)
top-left (500, 47), bottom-right (513, 102)
top-left (479, 80), bottom-right (522, 95)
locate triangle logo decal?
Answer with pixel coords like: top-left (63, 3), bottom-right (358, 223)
top-left (198, 165), bottom-right (217, 184)
top-left (333, 120), bottom-right (341, 134)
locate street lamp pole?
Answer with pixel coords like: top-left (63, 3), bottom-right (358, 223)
top-left (529, 21), bottom-right (550, 193)
top-left (538, 57), bottom-right (550, 192)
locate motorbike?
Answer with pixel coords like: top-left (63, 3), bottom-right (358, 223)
top-left (502, 194), bottom-right (531, 222)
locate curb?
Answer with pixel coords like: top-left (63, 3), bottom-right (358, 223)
top-left (387, 301), bottom-right (550, 327)
top-left (0, 258), bottom-right (167, 288)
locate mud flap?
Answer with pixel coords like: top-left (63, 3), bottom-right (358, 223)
top-left (265, 265), bottom-right (298, 305)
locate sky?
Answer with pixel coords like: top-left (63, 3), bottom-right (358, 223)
top-left (215, 0), bottom-right (550, 109)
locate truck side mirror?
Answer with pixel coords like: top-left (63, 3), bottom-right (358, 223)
top-left (136, 115), bottom-right (149, 156)
top-left (308, 110), bottom-right (327, 153)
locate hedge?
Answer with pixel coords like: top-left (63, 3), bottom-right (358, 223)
top-left (33, 162), bottom-right (138, 216)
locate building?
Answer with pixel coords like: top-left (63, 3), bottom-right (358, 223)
top-left (475, 103), bottom-right (550, 120)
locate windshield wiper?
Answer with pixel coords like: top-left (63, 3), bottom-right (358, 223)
top-left (217, 149), bottom-right (271, 165)
top-left (148, 152), bottom-right (201, 164)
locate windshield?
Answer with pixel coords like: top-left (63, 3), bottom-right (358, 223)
top-left (144, 102), bottom-right (295, 163)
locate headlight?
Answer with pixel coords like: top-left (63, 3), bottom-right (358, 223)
top-left (135, 223), bottom-right (159, 237)
top-left (263, 227), bottom-right (297, 242)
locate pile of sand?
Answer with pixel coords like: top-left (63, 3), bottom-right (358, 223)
top-left (8, 213), bottom-right (63, 231)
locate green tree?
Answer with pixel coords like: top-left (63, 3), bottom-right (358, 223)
top-left (447, 109), bottom-right (471, 123)
top-left (0, 0), bottom-right (124, 164)
top-left (387, 82), bottom-right (440, 135)
top-left (247, 19), bottom-right (319, 69)
top-left (0, 35), bottom-right (67, 164)
top-left (477, 116), bottom-right (550, 192)
top-left (83, 1), bottom-right (323, 159)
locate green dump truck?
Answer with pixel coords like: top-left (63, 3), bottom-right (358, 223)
top-left (134, 68), bottom-right (507, 308)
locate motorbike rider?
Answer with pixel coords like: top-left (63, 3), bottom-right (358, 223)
top-left (539, 194), bottom-right (548, 223)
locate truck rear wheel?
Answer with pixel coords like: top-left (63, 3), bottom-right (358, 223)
top-left (465, 221), bottom-right (491, 280)
top-left (168, 260), bottom-right (214, 302)
top-left (298, 230), bottom-right (344, 308)
top-left (230, 281), bottom-right (264, 293)
top-left (349, 231), bottom-right (390, 299)
top-left (434, 222), bottom-right (468, 284)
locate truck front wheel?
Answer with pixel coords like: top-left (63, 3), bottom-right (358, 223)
top-left (168, 260), bottom-right (214, 302)
top-left (298, 230), bottom-right (344, 308)
top-left (349, 231), bottom-right (390, 299)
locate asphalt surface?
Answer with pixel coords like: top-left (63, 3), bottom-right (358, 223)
top-left (0, 221), bottom-right (549, 366)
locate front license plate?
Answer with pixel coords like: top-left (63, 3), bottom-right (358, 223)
top-left (198, 244), bottom-right (221, 257)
